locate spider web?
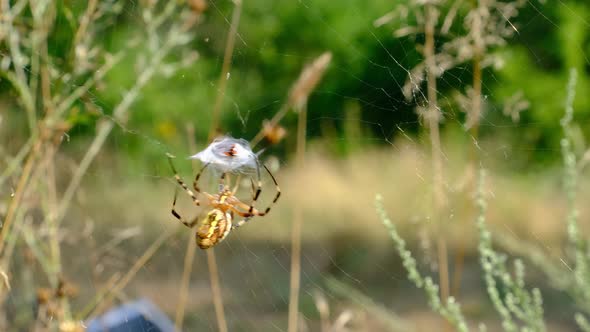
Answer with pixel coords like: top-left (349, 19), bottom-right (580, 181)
top-left (3, 0), bottom-right (590, 331)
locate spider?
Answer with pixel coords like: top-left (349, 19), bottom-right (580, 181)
top-left (167, 156), bottom-right (281, 249)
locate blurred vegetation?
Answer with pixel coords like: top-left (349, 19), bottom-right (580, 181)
top-left (4, 1), bottom-right (587, 165)
top-left (1, 0), bottom-right (590, 331)
top-left (494, 1), bottom-right (590, 164)
top-left (116, 0), bottom-right (590, 163)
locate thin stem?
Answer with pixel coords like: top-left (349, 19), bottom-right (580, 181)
top-left (40, 39), bottom-right (54, 114)
top-left (43, 143), bottom-right (73, 322)
top-left (288, 103), bottom-right (307, 332)
top-left (43, 145), bottom-right (60, 275)
top-left (0, 138), bottom-right (43, 260)
top-left (175, 124), bottom-right (199, 330)
top-left (3, 0), bottom-right (36, 128)
top-left (71, 0), bottom-right (99, 61)
top-left (452, 14), bottom-right (483, 297)
top-left (175, 227), bottom-right (197, 330)
top-left (53, 33), bottom-right (177, 228)
top-left (209, 0), bottom-right (242, 141)
top-left (0, 135), bottom-right (34, 189)
top-left (207, 249), bottom-right (228, 332)
top-left (470, 55), bottom-right (482, 135)
top-left (88, 228), bottom-right (175, 318)
top-left (424, 2), bottom-right (450, 310)
top-left (77, 273), bottom-right (121, 320)
top-left (201, 3), bottom-right (242, 330)
top-left (50, 52), bottom-right (124, 124)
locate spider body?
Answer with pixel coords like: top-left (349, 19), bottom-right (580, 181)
top-left (196, 209), bottom-right (231, 249)
top-left (167, 155), bottom-right (281, 249)
top-left (194, 189), bottom-right (239, 249)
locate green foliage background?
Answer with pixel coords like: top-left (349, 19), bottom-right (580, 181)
top-left (2, 0), bottom-right (590, 165)
top-left (1, 1), bottom-right (590, 330)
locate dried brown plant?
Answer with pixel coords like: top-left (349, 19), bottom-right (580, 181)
top-left (0, 0), bottom-right (200, 329)
top-left (376, 0), bottom-right (532, 309)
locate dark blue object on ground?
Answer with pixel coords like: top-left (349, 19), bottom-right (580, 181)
top-left (86, 298), bottom-right (176, 332)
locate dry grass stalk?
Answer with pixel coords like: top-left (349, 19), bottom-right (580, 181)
top-left (207, 249), bottom-right (228, 332)
top-left (173, 2), bottom-right (241, 331)
top-left (175, 232), bottom-right (196, 330)
top-left (288, 52), bottom-right (333, 110)
top-left (423, 3), bottom-right (451, 313)
top-left (288, 101), bottom-right (307, 332)
top-left (0, 139), bottom-right (43, 259)
top-left (251, 52), bottom-right (332, 147)
top-left (175, 124), bottom-right (200, 330)
top-left (209, 0), bottom-right (243, 139)
top-left (284, 51), bottom-right (332, 332)
top-left (451, 0), bottom-right (528, 298)
top-left (451, 0), bottom-right (484, 298)
top-left (0, 0), bottom-right (200, 328)
top-left (87, 227), bottom-right (176, 318)
top-left (375, 2), bottom-right (453, 308)
top-left (76, 273), bottom-right (121, 320)
top-left (53, 16), bottom-right (197, 229)
top-left (380, 0), bottom-right (528, 311)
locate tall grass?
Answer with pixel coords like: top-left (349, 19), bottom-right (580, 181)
top-left (376, 0), bottom-right (531, 317)
top-left (423, 2), bottom-right (451, 308)
top-left (175, 124), bottom-right (208, 331)
top-left (0, 1), bottom-right (199, 329)
top-left (370, 1), bottom-right (589, 331)
top-left (173, 1), bottom-right (243, 330)
top-left (375, 68), bottom-right (587, 331)
top-left (283, 52), bottom-right (332, 332)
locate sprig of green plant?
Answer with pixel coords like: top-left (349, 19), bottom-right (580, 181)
top-left (376, 194), bottom-right (469, 332)
top-left (377, 167), bottom-right (551, 332)
top-left (474, 169), bottom-right (545, 332)
top-left (482, 68), bottom-right (590, 329)
top-left (576, 313), bottom-right (590, 332)
top-left (561, 68), bottom-right (590, 324)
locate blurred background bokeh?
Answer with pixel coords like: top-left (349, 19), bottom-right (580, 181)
top-left (1, 0), bottom-right (589, 331)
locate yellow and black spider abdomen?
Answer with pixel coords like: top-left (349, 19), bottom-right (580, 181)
top-left (196, 209), bottom-right (232, 249)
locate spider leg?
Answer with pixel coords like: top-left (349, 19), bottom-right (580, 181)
top-left (168, 156), bottom-right (201, 206)
top-left (171, 188), bottom-right (198, 228)
top-left (240, 161), bottom-right (263, 215)
top-left (231, 217), bottom-right (252, 229)
top-left (226, 165), bottom-right (283, 230)
top-left (260, 164), bottom-right (281, 214)
top-left (243, 163), bottom-right (281, 215)
top-left (228, 205), bottom-right (259, 218)
top-left (249, 178), bottom-right (256, 196)
top-left (219, 172), bottom-right (229, 192)
top-left (253, 162), bottom-right (262, 202)
top-left (193, 162), bottom-right (211, 193)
